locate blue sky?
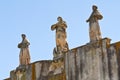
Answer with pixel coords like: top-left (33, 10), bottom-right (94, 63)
top-left (1, 0), bottom-right (120, 79)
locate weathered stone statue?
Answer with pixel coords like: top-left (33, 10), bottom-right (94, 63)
top-left (51, 17), bottom-right (69, 55)
top-left (86, 5), bottom-right (103, 42)
top-left (18, 34), bottom-right (30, 65)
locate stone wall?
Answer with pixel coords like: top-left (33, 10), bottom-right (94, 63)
top-left (10, 60), bottom-right (52, 80)
top-left (5, 38), bottom-right (120, 80)
top-left (65, 38), bottom-right (120, 80)
top-left (8, 59), bottom-right (66, 80)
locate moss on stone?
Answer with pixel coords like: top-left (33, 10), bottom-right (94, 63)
top-left (48, 72), bottom-right (66, 80)
top-left (32, 63), bottom-right (36, 80)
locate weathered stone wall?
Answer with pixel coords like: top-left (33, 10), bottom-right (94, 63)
top-left (5, 38), bottom-right (120, 80)
top-left (9, 60), bottom-right (66, 80)
top-left (65, 38), bottom-right (120, 80)
top-left (10, 60), bottom-right (52, 80)
top-left (10, 61), bottom-right (52, 80)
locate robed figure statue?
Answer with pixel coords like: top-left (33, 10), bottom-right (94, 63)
top-left (51, 17), bottom-right (69, 55)
top-left (86, 5), bottom-right (103, 42)
top-left (18, 34), bottom-right (30, 65)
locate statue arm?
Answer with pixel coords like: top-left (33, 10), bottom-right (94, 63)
top-left (18, 43), bottom-right (22, 48)
top-left (93, 10), bottom-right (103, 20)
top-left (18, 39), bottom-right (30, 48)
top-left (86, 15), bottom-right (92, 22)
top-left (63, 21), bottom-right (67, 29)
top-left (95, 14), bottom-right (103, 20)
top-left (51, 24), bottom-right (57, 31)
top-left (86, 19), bottom-right (90, 22)
top-left (25, 42), bottom-right (30, 46)
top-left (86, 12), bottom-right (94, 22)
top-left (24, 39), bottom-right (30, 47)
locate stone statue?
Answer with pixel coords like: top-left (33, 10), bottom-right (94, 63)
top-left (51, 17), bottom-right (69, 54)
top-left (86, 5), bottom-right (103, 42)
top-left (18, 34), bottom-right (30, 65)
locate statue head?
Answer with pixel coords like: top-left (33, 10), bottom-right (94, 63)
top-left (92, 5), bottom-right (98, 11)
top-left (57, 16), bottom-right (63, 22)
top-left (21, 34), bottom-right (26, 39)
